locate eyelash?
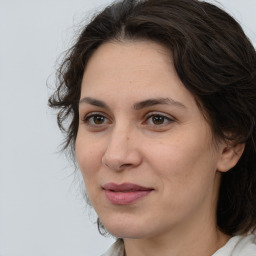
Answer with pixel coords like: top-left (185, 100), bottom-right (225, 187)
top-left (82, 112), bottom-right (175, 128)
top-left (144, 112), bottom-right (174, 127)
top-left (82, 112), bottom-right (110, 126)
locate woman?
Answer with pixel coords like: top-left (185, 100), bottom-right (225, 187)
top-left (49, 0), bottom-right (256, 255)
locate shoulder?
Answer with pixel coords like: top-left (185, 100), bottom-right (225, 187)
top-left (100, 239), bottom-right (124, 256)
top-left (213, 233), bottom-right (256, 256)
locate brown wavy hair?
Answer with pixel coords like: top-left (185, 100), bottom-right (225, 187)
top-left (49, 0), bottom-right (256, 236)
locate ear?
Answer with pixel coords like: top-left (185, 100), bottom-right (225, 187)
top-left (216, 143), bottom-right (245, 173)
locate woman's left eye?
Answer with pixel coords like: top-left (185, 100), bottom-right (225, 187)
top-left (145, 114), bottom-right (174, 126)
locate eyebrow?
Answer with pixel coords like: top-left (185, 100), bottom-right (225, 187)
top-left (79, 97), bottom-right (109, 109)
top-left (79, 97), bottom-right (186, 110)
top-left (133, 98), bottom-right (186, 110)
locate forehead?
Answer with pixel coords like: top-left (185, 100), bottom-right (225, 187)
top-left (80, 40), bottom-right (196, 110)
top-left (82, 40), bottom-right (172, 86)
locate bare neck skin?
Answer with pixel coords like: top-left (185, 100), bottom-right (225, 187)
top-left (124, 214), bottom-right (230, 256)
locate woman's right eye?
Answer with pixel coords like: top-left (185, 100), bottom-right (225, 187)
top-left (82, 113), bottom-right (109, 126)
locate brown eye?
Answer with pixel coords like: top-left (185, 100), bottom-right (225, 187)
top-left (93, 115), bottom-right (105, 124)
top-left (152, 115), bottom-right (165, 125)
top-left (83, 114), bottom-right (108, 126)
top-left (146, 114), bottom-right (174, 126)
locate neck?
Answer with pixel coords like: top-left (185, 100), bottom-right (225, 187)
top-left (123, 212), bottom-right (230, 256)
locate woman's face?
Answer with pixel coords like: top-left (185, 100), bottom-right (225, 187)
top-left (76, 40), bottom-right (227, 239)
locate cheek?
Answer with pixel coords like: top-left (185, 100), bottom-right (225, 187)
top-left (145, 129), bottom-right (217, 189)
top-left (75, 135), bottom-right (107, 208)
top-left (75, 133), bottom-right (103, 184)
top-left (148, 142), bottom-right (219, 219)
top-left (145, 136), bottom-right (200, 171)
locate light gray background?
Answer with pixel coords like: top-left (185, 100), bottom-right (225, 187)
top-left (0, 1), bottom-right (255, 256)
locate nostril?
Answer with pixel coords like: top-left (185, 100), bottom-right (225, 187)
top-left (102, 142), bottom-right (142, 171)
top-left (120, 163), bottom-right (132, 168)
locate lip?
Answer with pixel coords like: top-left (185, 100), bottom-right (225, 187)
top-left (103, 183), bottom-right (154, 205)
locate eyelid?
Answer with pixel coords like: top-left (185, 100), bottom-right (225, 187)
top-left (144, 111), bottom-right (175, 121)
top-left (81, 111), bottom-right (111, 124)
top-left (80, 111), bottom-right (175, 128)
top-left (143, 111), bottom-right (175, 127)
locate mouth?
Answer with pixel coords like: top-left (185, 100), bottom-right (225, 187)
top-left (102, 183), bottom-right (154, 205)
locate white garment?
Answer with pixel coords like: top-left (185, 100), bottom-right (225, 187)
top-left (101, 239), bottom-right (124, 256)
top-left (101, 234), bottom-right (256, 256)
top-left (213, 234), bottom-right (256, 256)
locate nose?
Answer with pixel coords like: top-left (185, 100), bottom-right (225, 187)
top-left (102, 125), bottom-right (142, 171)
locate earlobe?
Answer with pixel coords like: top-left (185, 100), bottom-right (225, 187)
top-left (217, 143), bottom-right (245, 173)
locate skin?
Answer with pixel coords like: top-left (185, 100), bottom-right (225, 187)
top-left (76, 40), bottom-right (243, 256)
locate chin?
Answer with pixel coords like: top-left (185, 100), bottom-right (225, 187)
top-left (107, 227), bottom-right (148, 239)
top-left (101, 216), bottom-right (150, 239)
